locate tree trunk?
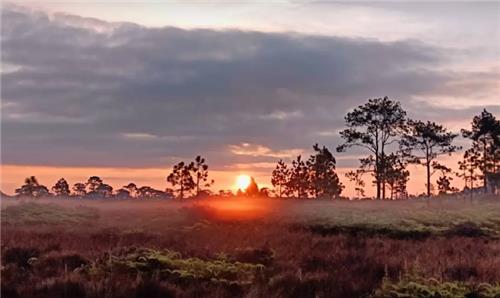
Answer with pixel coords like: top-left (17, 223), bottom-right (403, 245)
top-left (483, 140), bottom-right (488, 192)
top-left (196, 173), bottom-right (200, 196)
top-left (426, 161), bottom-right (431, 197)
top-left (375, 153), bottom-right (381, 200)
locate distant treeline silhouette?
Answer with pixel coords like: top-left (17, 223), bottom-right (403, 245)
top-left (7, 97), bottom-right (500, 200)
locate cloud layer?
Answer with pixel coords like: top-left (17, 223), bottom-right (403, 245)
top-left (2, 6), bottom-right (499, 171)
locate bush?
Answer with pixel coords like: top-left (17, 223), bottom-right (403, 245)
top-left (34, 252), bottom-right (89, 277)
top-left (3, 247), bottom-right (40, 268)
top-left (89, 247), bottom-right (265, 285)
top-left (232, 247), bottom-right (274, 266)
top-left (372, 275), bottom-right (500, 298)
top-left (446, 222), bottom-right (489, 238)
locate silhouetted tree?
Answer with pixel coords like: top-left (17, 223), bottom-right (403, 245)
top-left (288, 155), bottom-right (309, 198)
top-left (86, 176), bottom-right (103, 193)
top-left (245, 177), bottom-right (259, 197)
top-left (457, 149), bottom-right (482, 192)
top-left (72, 183), bottom-right (86, 197)
top-left (434, 164), bottom-right (458, 195)
top-left (306, 144), bottom-right (343, 198)
top-left (218, 189), bottom-right (234, 198)
top-left (123, 183), bottom-right (138, 198)
top-left (83, 176), bottom-right (112, 199)
top-left (337, 97), bottom-right (407, 200)
top-left (401, 120), bottom-right (460, 197)
top-left (167, 161), bottom-right (195, 199)
top-left (271, 160), bottom-right (290, 198)
top-left (190, 156), bottom-right (214, 196)
top-left (15, 176), bottom-right (49, 198)
top-left (164, 188), bottom-right (175, 198)
top-left (95, 183), bottom-right (113, 198)
top-left (259, 187), bottom-right (271, 197)
top-left (137, 186), bottom-right (166, 199)
top-left (52, 178), bottom-right (70, 197)
top-left (383, 153), bottom-right (409, 200)
top-left (462, 109), bottom-right (500, 191)
top-left (346, 170), bottom-right (365, 198)
top-left (115, 188), bottom-right (131, 199)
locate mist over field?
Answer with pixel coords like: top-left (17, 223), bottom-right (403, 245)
top-left (1, 196), bottom-right (500, 297)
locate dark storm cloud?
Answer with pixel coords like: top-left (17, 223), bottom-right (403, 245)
top-left (1, 6), bottom-right (497, 169)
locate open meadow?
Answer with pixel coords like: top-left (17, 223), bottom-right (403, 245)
top-left (2, 196), bottom-right (500, 298)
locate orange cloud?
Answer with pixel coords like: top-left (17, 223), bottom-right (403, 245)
top-left (229, 143), bottom-right (303, 158)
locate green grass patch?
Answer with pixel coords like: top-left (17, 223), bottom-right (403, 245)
top-left (1, 202), bottom-right (99, 225)
top-left (372, 275), bottom-right (500, 298)
top-left (89, 247), bottom-right (265, 285)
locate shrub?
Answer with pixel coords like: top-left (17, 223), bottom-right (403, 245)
top-left (446, 222), bottom-right (489, 237)
top-left (232, 247), bottom-right (274, 266)
top-left (372, 275), bottom-right (500, 298)
top-left (89, 247), bottom-right (265, 285)
top-left (3, 247), bottom-right (40, 268)
top-left (34, 252), bottom-right (89, 277)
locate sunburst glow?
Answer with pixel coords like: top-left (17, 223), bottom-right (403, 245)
top-left (235, 174), bottom-right (251, 190)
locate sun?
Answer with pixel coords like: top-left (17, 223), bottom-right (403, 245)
top-left (235, 174), bottom-right (251, 190)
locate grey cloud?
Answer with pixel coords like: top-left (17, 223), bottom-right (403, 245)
top-left (1, 6), bottom-right (498, 170)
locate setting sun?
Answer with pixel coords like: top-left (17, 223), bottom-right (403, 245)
top-left (235, 174), bottom-right (251, 190)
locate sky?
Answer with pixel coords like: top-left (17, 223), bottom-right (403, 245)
top-left (1, 1), bottom-right (499, 196)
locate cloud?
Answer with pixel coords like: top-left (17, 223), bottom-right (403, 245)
top-left (1, 6), bottom-right (498, 171)
top-left (259, 110), bottom-right (303, 120)
top-left (229, 143), bottom-right (303, 158)
top-left (120, 132), bottom-right (158, 140)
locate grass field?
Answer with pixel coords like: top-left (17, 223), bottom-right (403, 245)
top-left (1, 196), bottom-right (500, 298)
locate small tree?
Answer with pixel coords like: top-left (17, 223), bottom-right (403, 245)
top-left (123, 183), bottom-right (138, 198)
top-left (288, 155), bottom-right (309, 198)
top-left (95, 183), bottom-right (113, 198)
top-left (52, 178), bottom-right (70, 197)
top-left (72, 183), bottom-right (87, 197)
top-left (245, 177), bottom-right (259, 197)
top-left (401, 120), bottom-right (460, 197)
top-left (456, 149), bottom-right (482, 192)
top-left (15, 176), bottom-right (49, 198)
top-left (259, 187), bottom-right (271, 198)
top-left (271, 160), bottom-right (290, 198)
top-left (462, 109), bottom-right (500, 191)
top-left (86, 176), bottom-right (103, 193)
top-left (115, 188), bottom-right (131, 199)
top-left (434, 164), bottom-right (458, 195)
top-left (84, 176), bottom-right (112, 199)
top-left (190, 156), bottom-right (214, 196)
top-left (167, 161), bottom-right (195, 199)
top-left (306, 144), bottom-right (343, 198)
top-left (383, 153), bottom-right (409, 200)
top-left (137, 186), bottom-right (165, 199)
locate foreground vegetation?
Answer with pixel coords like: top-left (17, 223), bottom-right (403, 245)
top-left (2, 196), bottom-right (500, 297)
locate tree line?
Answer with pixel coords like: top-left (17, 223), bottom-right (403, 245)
top-left (11, 155), bottom-right (266, 199)
top-left (270, 96), bottom-right (498, 200)
top-left (7, 97), bottom-right (500, 200)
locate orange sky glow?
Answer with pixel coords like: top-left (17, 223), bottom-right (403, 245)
top-left (0, 153), bottom-right (465, 198)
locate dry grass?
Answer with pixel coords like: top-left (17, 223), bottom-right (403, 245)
top-left (1, 196), bottom-right (500, 297)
